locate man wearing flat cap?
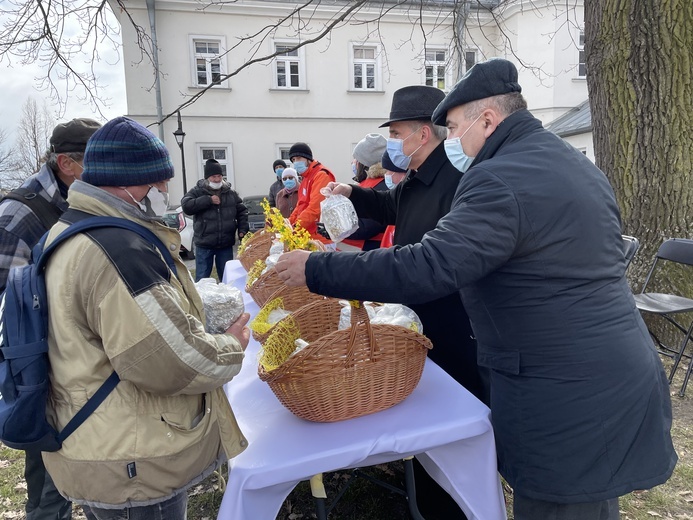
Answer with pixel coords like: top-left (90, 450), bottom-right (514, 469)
top-left (277, 58), bottom-right (676, 519)
top-left (321, 85), bottom-right (486, 519)
top-left (0, 117), bottom-right (101, 520)
top-left (42, 116), bottom-right (250, 519)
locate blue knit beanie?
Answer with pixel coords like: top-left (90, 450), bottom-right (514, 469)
top-left (82, 116), bottom-right (174, 186)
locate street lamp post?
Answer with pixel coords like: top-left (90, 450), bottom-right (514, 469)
top-left (173, 111), bottom-right (187, 195)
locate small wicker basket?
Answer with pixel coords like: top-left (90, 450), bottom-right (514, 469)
top-left (246, 268), bottom-right (285, 307)
top-left (237, 231), bottom-right (274, 271)
top-left (250, 285), bottom-right (331, 345)
top-left (258, 300), bottom-right (432, 422)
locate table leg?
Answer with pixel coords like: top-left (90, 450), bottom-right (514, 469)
top-left (310, 473), bottom-right (328, 520)
top-left (403, 457), bottom-right (425, 520)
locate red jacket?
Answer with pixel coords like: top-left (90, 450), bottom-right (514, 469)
top-left (289, 161), bottom-right (335, 240)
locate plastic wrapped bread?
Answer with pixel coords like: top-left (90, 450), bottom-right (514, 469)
top-left (195, 278), bottom-right (245, 334)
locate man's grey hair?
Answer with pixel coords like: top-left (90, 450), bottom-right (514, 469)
top-left (403, 120), bottom-right (448, 141)
top-left (463, 92), bottom-right (528, 119)
top-left (42, 151), bottom-right (85, 174)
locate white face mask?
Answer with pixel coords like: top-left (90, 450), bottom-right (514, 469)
top-left (208, 180), bottom-right (223, 190)
top-left (123, 185), bottom-right (169, 217)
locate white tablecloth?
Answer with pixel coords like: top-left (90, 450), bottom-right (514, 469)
top-left (219, 260), bottom-right (506, 520)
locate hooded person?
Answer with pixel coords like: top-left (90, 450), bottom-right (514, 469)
top-left (286, 142), bottom-right (335, 241)
top-left (276, 58), bottom-right (677, 520)
top-left (182, 158), bottom-right (249, 281)
top-left (268, 159), bottom-right (287, 208)
top-left (275, 167), bottom-right (300, 218)
top-left (42, 116), bottom-right (251, 519)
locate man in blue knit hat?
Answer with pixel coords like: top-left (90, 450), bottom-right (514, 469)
top-left (41, 116), bottom-right (251, 519)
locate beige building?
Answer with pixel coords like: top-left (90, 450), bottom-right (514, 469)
top-left (109, 0), bottom-right (590, 200)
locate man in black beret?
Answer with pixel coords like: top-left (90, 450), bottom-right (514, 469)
top-left (0, 117), bottom-right (101, 520)
top-left (276, 58), bottom-right (676, 519)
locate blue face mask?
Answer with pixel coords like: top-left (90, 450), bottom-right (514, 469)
top-left (275, 168), bottom-right (284, 178)
top-left (283, 178), bottom-right (297, 190)
top-left (293, 161), bottom-right (308, 175)
top-left (444, 114), bottom-right (483, 173)
top-left (384, 173), bottom-right (395, 189)
top-left (386, 128), bottom-right (422, 171)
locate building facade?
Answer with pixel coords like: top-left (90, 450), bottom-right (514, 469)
top-left (110, 0), bottom-right (589, 201)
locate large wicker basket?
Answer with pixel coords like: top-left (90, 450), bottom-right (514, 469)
top-left (246, 268), bottom-right (284, 307)
top-left (237, 231), bottom-right (274, 271)
top-left (250, 285), bottom-right (331, 345)
top-left (258, 300), bottom-right (432, 422)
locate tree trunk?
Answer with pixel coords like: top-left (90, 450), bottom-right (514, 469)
top-left (584, 0), bottom-right (693, 287)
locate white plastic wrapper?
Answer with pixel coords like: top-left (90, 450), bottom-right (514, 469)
top-left (194, 278), bottom-right (245, 334)
top-left (337, 301), bottom-right (423, 334)
top-left (267, 308), bottom-right (291, 325)
top-left (265, 253), bottom-right (281, 270)
top-left (269, 240), bottom-right (285, 256)
top-left (319, 187), bottom-right (359, 242)
top-left (291, 338), bottom-right (310, 357)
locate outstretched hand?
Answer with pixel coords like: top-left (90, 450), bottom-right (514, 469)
top-left (226, 312), bottom-right (251, 351)
top-left (325, 182), bottom-right (353, 197)
top-left (275, 250), bottom-right (311, 287)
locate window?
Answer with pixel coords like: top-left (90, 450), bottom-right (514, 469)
top-left (199, 145), bottom-right (235, 186)
top-left (273, 42), bottom-right (305, 89)
top-left (425, 49), bottom-right (450, 90)
top-left (464, 50), bottom-right (477, 73)
top-left (578, 30), bottom-right (586, 77)
top-left (189, 36), bottom-right (227, 88)
top-left (350, 44), bottom-right (381, 91)
top-left (277, 145), bottom-right (292, 162)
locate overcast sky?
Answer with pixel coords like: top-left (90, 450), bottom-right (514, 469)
top-left (0, 26), bottom-right (128, 149)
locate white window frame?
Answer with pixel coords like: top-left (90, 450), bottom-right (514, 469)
top-left (577, 29), bottom-right (586, 78)
top-left (271, 40), bottom-right (306, 90)
top-left (423, 46), bottom-right (455, 91)
top-left (197, 144), bottom-right (235, 187)
top-left (189, 35), bottom-right (229, 88)
top-left (348, 42), bottom-right (382, 91)
top-left (276, 144), bottom-right (293, 162)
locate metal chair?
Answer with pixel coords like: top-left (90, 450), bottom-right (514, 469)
top-left (633, 238), bottom-right (693, 396)
top-left (622, 235), bottom-right (640, 269)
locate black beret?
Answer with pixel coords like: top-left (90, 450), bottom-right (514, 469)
top-left (50, 118), bottom-right (102, 153)
top-left (204, 158), bottom-right (224, 178)
top-left (289, 142), bottom-right (313, 161)
top-left (432, 58), bottom-right (522, 126)
top-left (379, 85), bottom-right (445, 127)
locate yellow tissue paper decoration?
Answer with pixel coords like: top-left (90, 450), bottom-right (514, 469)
top-left (250, 297), bottom-right (286, 334)
top-left (258, 316), bottom-right (302, 371)
top-left (237, 231), bottom-right (255, 255)
top-left (246, 259), bottom-right (266, 288)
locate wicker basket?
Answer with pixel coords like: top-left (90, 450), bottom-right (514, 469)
top-left (250, 285), bottom-right (331, 345)
top-left (246, 268), bottom-right (285, 307)
top-left (258, 300), bottom-right (432, 422)
top-left (237, 231), bottom-right (274, 271)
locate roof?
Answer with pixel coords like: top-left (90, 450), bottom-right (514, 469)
top-left (545, 100), bottom-right (592, 137)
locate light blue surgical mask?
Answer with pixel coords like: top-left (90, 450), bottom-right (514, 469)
top-left (386, 128), bottom-right (422, 171)
top-left (282, 178), bottom-right (297, 191)
top-left (384, 174), bottom-right (395, 189)
top-left (293, 161), bottom-right (308, 175)
top-left (275, 168), bottom-right (284, 178)
top-left (444, 114), bottom-right (482, 173)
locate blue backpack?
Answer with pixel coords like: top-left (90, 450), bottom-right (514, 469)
top-left (0, 216), bottom-right (177, 452)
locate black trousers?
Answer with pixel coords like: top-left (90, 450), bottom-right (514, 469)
top-left (514, 494), bottom-right (620, 520)
top-left (25, 449), bottom-right (72, 520)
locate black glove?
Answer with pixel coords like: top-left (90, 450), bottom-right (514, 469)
top-left (316, 222), bottom-right (331, 240)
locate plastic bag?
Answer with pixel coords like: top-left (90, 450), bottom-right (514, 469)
top-left (337, 301), bottom-right (423, 333)
top-left (319, 187), bottom-right (358, 242)
top-left (195, 278), bottom-right (245, 334)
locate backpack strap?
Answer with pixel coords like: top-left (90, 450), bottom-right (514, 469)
top-left (2, 188), bottom-right (63, 231)
top-left (38, 216), bottom-right (179, 446)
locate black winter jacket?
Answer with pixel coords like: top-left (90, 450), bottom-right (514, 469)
top-left (305, 110), bottom-right (677, 503)
top-left (181, 180), bottom-right (249, 249)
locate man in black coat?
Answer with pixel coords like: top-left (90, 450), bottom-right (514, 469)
top-left (330, 85), bottom-right (485, 519)
top-left (182, 159), bottom-right (249, 281)
top-left (276, 59), bottom-right (677, 520)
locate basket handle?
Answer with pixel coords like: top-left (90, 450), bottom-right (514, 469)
top-left (344, 301), bottom-right (377, 368)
